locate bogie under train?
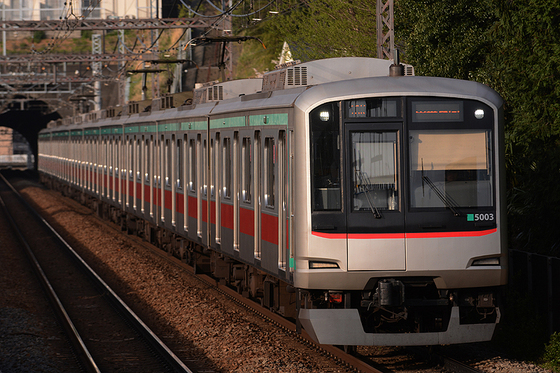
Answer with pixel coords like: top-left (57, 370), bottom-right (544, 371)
top-left (38, 57), bottom-right (507, 346)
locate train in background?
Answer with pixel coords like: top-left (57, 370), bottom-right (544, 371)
top-left (38, 57), bottom-right (507, 346)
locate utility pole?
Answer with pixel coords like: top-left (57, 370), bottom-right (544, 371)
top-left (150, 0), bottom-right (160, 98)
top-left (376, 0), bottom-right (394, 60)
top-left (92, 33), bottom-right (102, 110)
top-left (118, 29), bottom-right (127, 106)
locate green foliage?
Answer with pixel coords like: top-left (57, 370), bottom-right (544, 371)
top-left (396, 0), bottom-right (496, 80)
top-left (234, 21), bottom-right (284, 78)
top-left (489, 0), bottom-right (560, 255)
top-left (81, 30), bottom-right (92, 40)
top-left (395, 0), bottom-right (560, 255)
top-left (33, 31), bottom-right (47, 42)
top-left (273, 0), bottom-right (377, 61)
top-left (544, 332), bottom-right (560, 372)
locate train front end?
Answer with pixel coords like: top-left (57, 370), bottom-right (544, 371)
top-left (293, 75), bottom-right (507, 346)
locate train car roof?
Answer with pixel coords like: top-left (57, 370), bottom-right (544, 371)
top-left (294, 75), bottom-right (503, 113)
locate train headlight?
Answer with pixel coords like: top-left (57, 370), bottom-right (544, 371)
top-left (309, 261), bottom-right (339, 269)
top-left (472, 257), bottom-right (500, 266)
top-left (474, 109), bottom-right (485, 119)
top-left (319, 110), bottom-right (330, 122)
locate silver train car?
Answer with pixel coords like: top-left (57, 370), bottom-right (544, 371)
top-left (38, 57), bottom-right (507, 346)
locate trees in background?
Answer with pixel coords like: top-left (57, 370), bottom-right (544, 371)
top-left (264, 0), bottom-right (559, 255)
top-left (397, 0), bottom-right (560, 256)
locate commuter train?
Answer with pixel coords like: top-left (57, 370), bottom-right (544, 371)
top-left (38, 57), bottom-right (507, 346)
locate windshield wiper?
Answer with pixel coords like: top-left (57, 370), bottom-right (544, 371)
top-left (422, 176), bottom-right (462, 217)
top-left (355, 170), bottom-right (382, 219)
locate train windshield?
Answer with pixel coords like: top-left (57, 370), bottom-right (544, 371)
top-left (408, 128), bottom-right (493, 208)
top-left (351, 131), bottom-right (399, 212)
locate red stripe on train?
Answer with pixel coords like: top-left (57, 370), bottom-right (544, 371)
top-left (312, 229), bottom-right (497, 239)
top-left (261, 213), bottom-right (278, 245)
top-left (239, 207), bottom-right (254, 236)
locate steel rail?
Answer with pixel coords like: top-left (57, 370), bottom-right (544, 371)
top-left (0, 173), bottom-right (100, 373)
top-left (0, 172), bottom-right (194, 373)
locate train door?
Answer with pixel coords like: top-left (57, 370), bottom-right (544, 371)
top-left (277, 131), bottom-right (290, 274)
top-left (344, 123), bottom-right (405, 271)
top-left (154, 134), bottom-right (161, 224)
top-left (238, 130), bottom-right (255, 262)
top-left (109, 136), bottom-right (115, 202)
top-left (186, 134), bottom-right (197, 241)
top-left (285, 130), bottom-right (295, 278)
top-left (260, 129), bottom-right (285, 274)
top-left (161, 133), bottom-right (174, 229)
top-left (103, 137), bottom-right (109, 201)
top-left (125, 136), bottom-right (134, 211)
top-left (209, 134), bottom-right (217, 248)
top-left (253, 131), bottom-right (261, 260)
top-left (211, 132), bottom-right (221, 248)
top-left (198, 132), bottom-right (209, 245)
top-left (143, 135), bottom-right (152, 220)
top-left (219, 131), bottom-right (236, 254)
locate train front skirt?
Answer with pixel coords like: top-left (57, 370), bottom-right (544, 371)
top-left (298, 306), bottom-right (500, 346)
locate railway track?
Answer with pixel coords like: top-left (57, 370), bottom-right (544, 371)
top-left (0, 171), bottom-right (196, 373)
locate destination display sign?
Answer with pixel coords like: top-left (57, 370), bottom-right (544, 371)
top-left (412, 101), bottom-right (463, 122)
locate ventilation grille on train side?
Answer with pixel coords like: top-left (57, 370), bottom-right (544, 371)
top-left (287, 66), bottom-right (308, 86)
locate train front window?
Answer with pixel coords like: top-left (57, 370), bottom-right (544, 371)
top-left (409, 129), bottom-right (493, 208)
top-left (351, 131), bottom-right (399, 212)
top-left (311, 103), bottom-right (341, 211)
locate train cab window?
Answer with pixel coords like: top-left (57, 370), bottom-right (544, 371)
top-left (408, 99), bottom-right (494, 209)
top-left (223, 137), bottom-right (232, 199)
top-left (351, 131), bottom-right (399, 211)
top-left (310, 103), bottom-right (341, 211)
top-left (242, 137), bottom-right (252, 203)
top-left (264, 137), bottom-right (275, 208)
top-left (409, 129), bottom-right (493, 208)
top-left (347, 98), bottom-right (399, 118)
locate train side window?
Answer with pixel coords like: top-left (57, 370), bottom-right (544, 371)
top-left (264, 137), bottom-right (275, 208)
top-left (210, 138), bottom-right (215, 197)
top-left (202, 138), bottom-right (207, 196)
top-left (176, 138), bottom-right (183, 190)
top-left (165, 138), bottom-right (171, 187)
top-left (242, 137), bottom-right (252, 203)
top-left (136, 139), bottom-right (141, 181)
top-left (109, 139), bottom-right (113, 175)
top-left (223, 137), bottom-right (232, 199)
top-left (145, 139), bottom-right (150, 183)
top-left (189, 138), bottom-right (196, 192)
top-left (129, 139), bottom-right (134, 179)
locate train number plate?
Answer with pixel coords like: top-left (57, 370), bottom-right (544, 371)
top-left (467, 213), bottom-right (495, 222)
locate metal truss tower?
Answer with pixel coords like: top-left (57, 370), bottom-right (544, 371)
top-left (377, 0), bottom-right (394, 60)
top-left (92, 33), bottom-right (102, 110)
